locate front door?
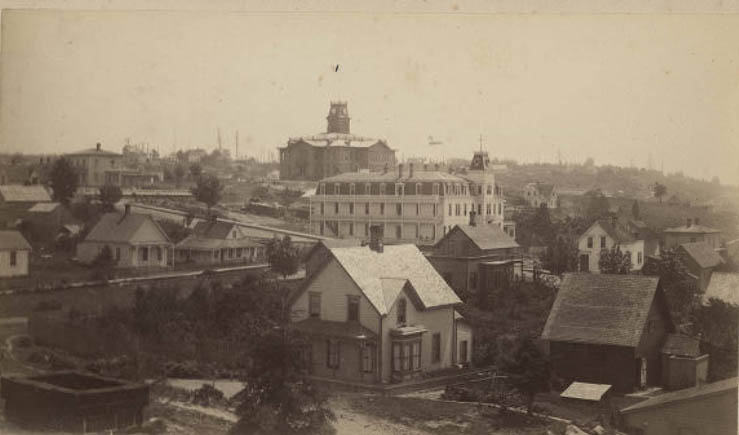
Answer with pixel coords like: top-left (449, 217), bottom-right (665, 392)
top-left (459, 340), bottom-right (468, 364)
top-left (579, 254), bottom-right (589, 272)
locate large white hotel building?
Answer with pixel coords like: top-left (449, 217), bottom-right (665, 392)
top-left (309, 151), bottom-right (514, 245)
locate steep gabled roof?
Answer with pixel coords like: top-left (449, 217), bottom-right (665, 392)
top-left (679, 242), bottom-right (724, 269)
top-left (584, 219), bottom-right (638, 244)
top-left (621, 377), bottom-right (737, 414)
top-left (453, 224), bottom-right (520, 251)
top-left (0, 231), bottom-right (31, 251)
top-left (192, 221), bottom-right (243, 239)
top-left (84, 212), bottom-right (170, 244)
top-left (0, 185), bottom-right (52, 203)
top-left (661, 333), bottom-right (701, 358)
top-left (704, 272), bottom-right (739, 306)
top-left (541, 274), bottom-right (661, 347)
top-left (327, 244), bottom-right (462, 315)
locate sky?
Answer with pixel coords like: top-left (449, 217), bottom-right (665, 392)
top-left (1, 10), bottom-right (738, 184)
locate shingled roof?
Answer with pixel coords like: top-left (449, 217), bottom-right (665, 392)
top-left (541, 274), bottom-right (663, 347)
top-left (192, 221), bottom-right (239, 239)
top-left (454, 224), bottom-right (520, 251)
top-left (0, 231), bottom-right (31, 251)
top-left (326, 244), bottom-right (462, 315)
top-left (0, 185), bottom-right (52, 203)
top-left (679, 242), bottom-right (724, 269)
top-left (84, 212), bottom-right (170, 244)
top-left (704, 272), bottom-right (739, 306)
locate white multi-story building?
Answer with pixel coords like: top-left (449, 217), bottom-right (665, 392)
top-left (309, 151), bottom-right (507, 245)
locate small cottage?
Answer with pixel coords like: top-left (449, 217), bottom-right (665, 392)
top-left (0, 230), bottom-right (32, 278)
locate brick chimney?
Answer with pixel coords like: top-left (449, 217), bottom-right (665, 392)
top-left (369, 225), bottom-right (384, 253)
top-left (409, 163), bottom-right (414, 178)
top-left (687, 218), bottom-right (692, 228)
top-left (96, 142), bottom-right (101, 151)
top-left (398, 163), bottom-right (404, 179)
top-left (469, 210), bottom-right (477, 226)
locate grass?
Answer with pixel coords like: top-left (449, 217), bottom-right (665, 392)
top-left (347, 396), bottom-right (564, 435)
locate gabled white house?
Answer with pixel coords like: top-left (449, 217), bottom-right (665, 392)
top-left (290, 226), bottom-right (472, 385)
top-left (578, 219), bottom-right (657, 273)
top-left (0, 231), bottom-right (31, 278)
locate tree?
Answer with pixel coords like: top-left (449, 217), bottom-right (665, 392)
top-left (191, 174), bottom-right (223, 215)
top-left (231, 267), bottom-right (335, 435)
top-left (174, 164), bottom-right (186, 187)
top-left (653, 182), bottom-right (667, 203)
top-left (583, 189), bottom-right (610, 220)
top-left (631, 200), bottom-right (640, 220)
top-left (190, 163), bottom-right (203, 180)
top-left (642, 248), bottom-right (698, 322)
top-left (98, 183), bottom-right (122, 212)
top-left (502, 336), bottom-right (550, 414)
top-left (49, 157), bottom-right (79, 205)
top-left (266, 235), bottom-right (300, 280)
top-left (542, 235), bottom-right (579, 275)
top-left (598, 245), bottom-right (632, 275)
top-left (91, 245), bottom-right (116, 280)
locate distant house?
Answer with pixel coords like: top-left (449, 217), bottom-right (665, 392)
top-left (0, 185), bottom-right (53, 229)
top-left (65, 143), bottom-right (123, 187)
top-left (290, 226), bottom-right (471, 385)
top-left (663, 218), bottom-right (722, 250)
top-left (0, 164), bottom-right (41, 186)
top-left (620, 377), bottom-right (737, 435)
top-left (76, 205), bottom-right (172, 268)
top-left (660, 333), bottom-right (709, 391)
top-left (523, 182), bottom-right (558, 209)
top-left (703, 272), bottom-right (739, 306)
top-left (0, 231), bottom-right (32, 278)
top-left (676, 242), bottom-right (725, 293)
top-left (175, 218), bottom-right (265, 265)
top-left (541, 274), bottom-right (674, 393)
top-left (426, 214), bottom-right (521, 302)
top-left (24, 203), bottom-right (79, 245)
top-left (577, 218), bottom-right (656, 273)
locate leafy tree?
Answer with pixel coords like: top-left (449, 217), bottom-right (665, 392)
top-left (653, 182), bottom-right (667, 203)
top-left (631, 200), bottom-right (640, 220)
top-left (190, 163), bottom-right (203, 180)
top-left (49, 157), bottom-right (79, 205)
top-left (231, 266), bottom-right (335, 434)
top-left (541, 235), bottom-right (579, 275)
top-left (191, 174), bottom-right (223, 215)
top-left (583, 189), bottom-right (610, 220)
top-left (642, 248), bottom-right (698, 322)
top-left (91, 245), bottom-right (116, 280)
top-left (694, 298), bottom-right (738, 381)
top-left (502, 336), bottom-right (550, 414)
top-left (174, 164), bottom-right (186, 187)
top-left (266, 235), bottom-right (300, 280)
top-left (598, 245), bottom-right (632, 275)
top-left (98, 183), bottom-right (122, 212)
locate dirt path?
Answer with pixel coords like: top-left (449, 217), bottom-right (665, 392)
top-left (331, 396), bottom-right (433, 435)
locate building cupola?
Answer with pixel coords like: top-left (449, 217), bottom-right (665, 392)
top-left (470, 151), bottom-right (490, 171)
top-left (326, 101), bottom-right (351, 134)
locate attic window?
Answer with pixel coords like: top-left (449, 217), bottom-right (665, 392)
top-left (397, 299), bottom-right (407, 326)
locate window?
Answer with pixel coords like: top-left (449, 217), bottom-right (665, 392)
top-left (157, 247), bottom-right (163, 261)
top-left (600, 236), bottom-right (606, 249)
top-left (349, 183), bottom-right (355, 195)
top-left (455, 204), bottom-right (460, 216)
top-left (412, 342), bottom-right (421, 369)
top-left (319, 222), bottom-right (324, 235)
top-left (347, 295), bottom-right (360, 322)
top-left (396, 204), bottom-right (402, 216)
top-left (380, 203), bottom-right (385, 215)
top-left (415, 204), bottom-right (420, 215)
top-left (486, 203), bottom-right (491, 215)
top-left (9, 250), bottom-right (17, 266)
top-left (395, 183), bottom-right (404, 196)
top-left (433, 183), bottom-right (440, 195)
top-left (365, 223), bottom-right (369, 236)
top-left (587, 237), bottom-right (593, 248)
top-left (433, 204), bottom-right (437, 216)
top-left (449, 204), bottom-right (452, 216)
top-left (320, 203), bottom-right (324, 215)
top-left (214, 250), bottom-right (219, 259)
top-left (319, 183), bottom-right (326, 194)
top-left (309, 292), bottom-right (321, 318)
top-left (334, 183), bottom-right (340, 195)
top-left (334, 203), bottom-right (339, 214)
top-left (459, 340), bottom-right (468, 363)
top-left (142, 247), bottom-right (149, 261)
top-left (638, 251), bottom-right (643, 264)
top-left (477, 204), bottom-right (481, 215)
top-left (365, 203), bottom-right (369, 215)
top-left (115, 247), bottom-right (120, 261)
top-left (379, 183), bottom-right (386, 195)
top-left (396, 225), bottom-right (402, 239)
top-left (326, 340), bottom-right (340, 369)
top-left (470, 272), bottom-right (478, 289)
top-left (349, 223), bottom-right (354, 236)
top-left (464, 204), bottom-right (467, 216)
top-left (365, 183), bottom-right (371, 195)
top-left (432, 333), bottom-right (441, 363)
top-left (361, 343), bottom-right (375, 372)
top-left (397, 299), bottom-right (407, 325)
top-left (415, 183), bottom-right (422, 195)
top-left (236, 248), bottom-right (242, 258)
top-left (349, 203), bottom-right (354, 215)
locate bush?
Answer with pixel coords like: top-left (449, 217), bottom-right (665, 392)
top-left (190, 383), bottom-right (225, 406)
top-left (14, 336), bottom-right (32, 348)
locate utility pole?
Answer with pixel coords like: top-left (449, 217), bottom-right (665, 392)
top-left (217, 128), bottom-right (222, 151)
top-left (235, 131), bottom-right (239, 160)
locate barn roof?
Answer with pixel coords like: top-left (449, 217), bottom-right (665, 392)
top-left (0, 185), bottom-right (52, 203)
top-left (0, 231), bottom-right (31, 251)
top-left (679, 242), bottom-right (724, 269)
top-left (453, 224), bottom-right (520, 251)
top-left (84, 212), bottom-right (169, 244)
top-left (541, 273), bottom-right (661, 348)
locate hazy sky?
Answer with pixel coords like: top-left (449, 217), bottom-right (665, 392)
top-left (1, 10), bottom-right (738, 184)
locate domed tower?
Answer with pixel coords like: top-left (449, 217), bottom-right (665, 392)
top-left (326, 101), bottom-right (351, 134)
top-left (465, 151), bottom-right (503, 226)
